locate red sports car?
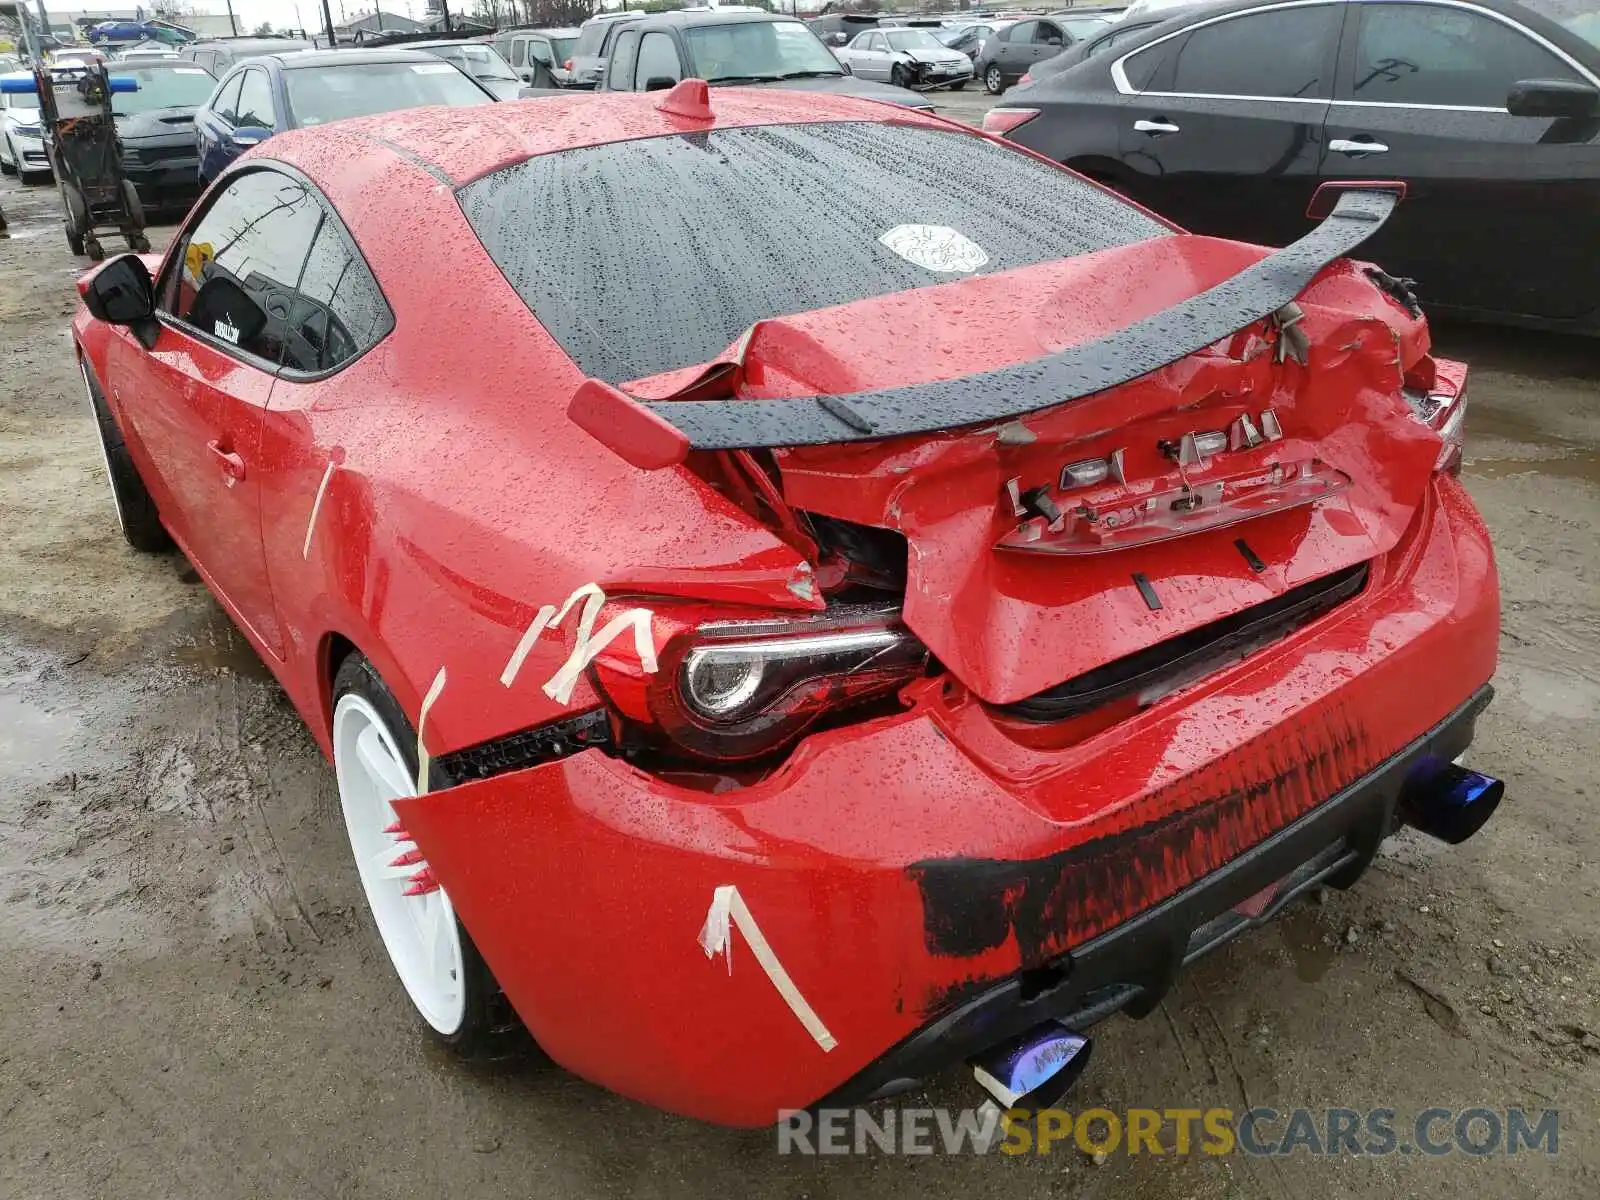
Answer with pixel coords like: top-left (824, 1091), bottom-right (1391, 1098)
top-left (73, 81), bottom-right (1501, 1126)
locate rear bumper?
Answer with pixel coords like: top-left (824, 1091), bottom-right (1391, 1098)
top-left (824, 683), bottom-right (1492, 1106)
top-left (394, 474), bottom-right (1499, 1125)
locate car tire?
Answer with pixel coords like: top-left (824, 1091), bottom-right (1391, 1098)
top-left (81, 358), bottom-right (171, 553)
top-left (984, 64), bottom-right (1004, 94)
top-left (950, 80), bottom-right (966, 91)
top-left (331, 653), bottom-right (534, 1061)
top-left (891, 64), bottom-right (911, 89)
top-left (0, 141), bottom-right (15, 175)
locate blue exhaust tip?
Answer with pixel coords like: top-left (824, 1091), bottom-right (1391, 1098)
top-left (1400, 762), bottom-right (1504, 845)
top-left (970, 1021), bottom-right (1091, 1109)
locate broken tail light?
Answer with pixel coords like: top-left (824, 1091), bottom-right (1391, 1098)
top-left (1404, 376), bottom-right (1468, 476)
top-left (591, 604), bottom-right (928, 761)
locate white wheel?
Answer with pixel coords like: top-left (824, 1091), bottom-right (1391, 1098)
top-left (333, 691), bottom-right (467, 1035)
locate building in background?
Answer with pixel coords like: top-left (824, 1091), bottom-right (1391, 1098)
top-left (334, 9), bottom-right (423, 37)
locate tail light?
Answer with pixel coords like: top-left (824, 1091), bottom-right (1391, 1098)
top-left (1404, 378), bottom-right (1467, 476)
top-left (591, 604), bottom-right (928, 761)
top-left (563, 58), bottom-right (573, 71)
top-left (982, 107), bottom-right (1040, 137)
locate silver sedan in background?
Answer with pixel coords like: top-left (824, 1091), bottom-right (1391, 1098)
top-left (833, 27), bottom-right (974, 90)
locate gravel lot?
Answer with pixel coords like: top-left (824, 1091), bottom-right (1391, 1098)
top-left (2, 96), bottom-right (1599, 1198)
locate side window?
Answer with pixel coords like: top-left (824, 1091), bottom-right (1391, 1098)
top-left (212, 72), bottom-right (244, 124)
top-left (1035, 21), bottom-right (1064, 47)
top-left (507, 38), bottom-right (526, 67)
top-left (1347, 3), bottom-right (1580, 107)
top-left (163, 170), bottom-right (323, 365)
top-left (1011, 21), bottom-right (1038, 44)
top-left (529, 37), bottom-right (554, 65)
top-left (280, 219), bottom-right (392, 373)
top-left (235, 67), bottom-right (275, 129)
top-left (609, 30), bottom-right (641, 89)
top-left (1167, 5), bottom-right (1340, 98)
top-left (635, 32), bottom-right (681, 89)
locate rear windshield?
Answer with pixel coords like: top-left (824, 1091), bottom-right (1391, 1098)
top-left (283, 61), bottom-right (494, 125)
top-left (552, 36), bottom-right (580, 60)
top-left (109, 64), bottom-right (217, 113)
top-left (459, 122), bottom-right (1168, 384)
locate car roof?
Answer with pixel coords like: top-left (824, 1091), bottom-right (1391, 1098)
top-left (265, 87), bottom-right (954, 188)
top-left (108, 59), bottom-right (206, 70)
top-left (405, 39), bottom-right (501, 50)
top-left (264, 48), bottom-right (449, 70)
top-left (505, 26), bottom-right (580, 37)
top-left (192, 37), bottom-right (311, 48)
top-left (632, 11), bottom-right (800, 28)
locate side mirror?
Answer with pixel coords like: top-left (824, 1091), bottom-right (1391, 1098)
top-left (230, 125), bottom-right (271, 148)
top-left (81, 253), bottom-right (159, 347)
top-left (839, 61), bottom-right (853, 75)
top-left (1507, 78), bottom-right (1600, 119)
top-left (644, 75), bottom-right (678, 92)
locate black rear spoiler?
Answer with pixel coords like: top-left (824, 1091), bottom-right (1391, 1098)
top-left (569, 183), bottom-right (1405, 469)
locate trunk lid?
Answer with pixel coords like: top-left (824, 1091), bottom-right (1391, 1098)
top-left (624, 236), bottom-right (1441, 706)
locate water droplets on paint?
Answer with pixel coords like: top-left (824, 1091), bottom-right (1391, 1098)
top-left (878, 224), bottom-right (990, 274)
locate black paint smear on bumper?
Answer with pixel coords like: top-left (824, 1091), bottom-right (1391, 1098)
top-left (907, 707), bottom-right (1375, 967)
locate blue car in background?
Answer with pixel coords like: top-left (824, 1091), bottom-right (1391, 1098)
top-left (194, 48), bottom-right (498, 183)
top-left (88, 20), bottom-right (193, 46)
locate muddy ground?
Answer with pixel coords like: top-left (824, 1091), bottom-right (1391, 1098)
top-left (2, 160), bottom-right (1599, 1200)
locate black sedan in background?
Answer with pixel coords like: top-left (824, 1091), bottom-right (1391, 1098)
top-left (1022, 14), bottom-right (1170, 84)
top-left (110, 59), bottom-right (216, 214)
top-left (992, 0), bottom-right (1600, 333)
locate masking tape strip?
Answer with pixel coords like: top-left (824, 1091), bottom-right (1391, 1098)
top-left (699, 884), bottom-right (837, 1053)
top-left (301, 460), bottom-right (338, 560)
top-left (415, 666), bottom-right (447, 795)
top-left (500, 582), bottom-right (659, 705)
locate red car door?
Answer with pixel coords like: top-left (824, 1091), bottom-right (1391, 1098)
top-left (113, 167), bottom-right (324, 659)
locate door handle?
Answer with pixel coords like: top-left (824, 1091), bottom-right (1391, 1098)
top-left (1329, 137), bottom-right (1389, 156)
top-left (207, 440), bottom-right (247, 484)
top-left (1133, 118), bottom-right (1181, 135)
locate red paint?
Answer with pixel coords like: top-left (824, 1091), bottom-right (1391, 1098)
top-left (72, 92), bottom-right (1499, 1127)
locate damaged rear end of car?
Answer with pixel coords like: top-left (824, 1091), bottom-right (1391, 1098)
top-left (392, 114), bottom-right (1500, 1126)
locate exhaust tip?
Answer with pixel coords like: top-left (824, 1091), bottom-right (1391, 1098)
top-left (1400, 762), bottom-right (1504, 845)
top-left (969, 1021), bottom-right (1091, 1110)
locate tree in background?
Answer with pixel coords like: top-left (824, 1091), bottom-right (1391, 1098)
top-left (253, 21), bottom-right (273, 34)
top-left (466, 0), bottom-right (597, 27)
